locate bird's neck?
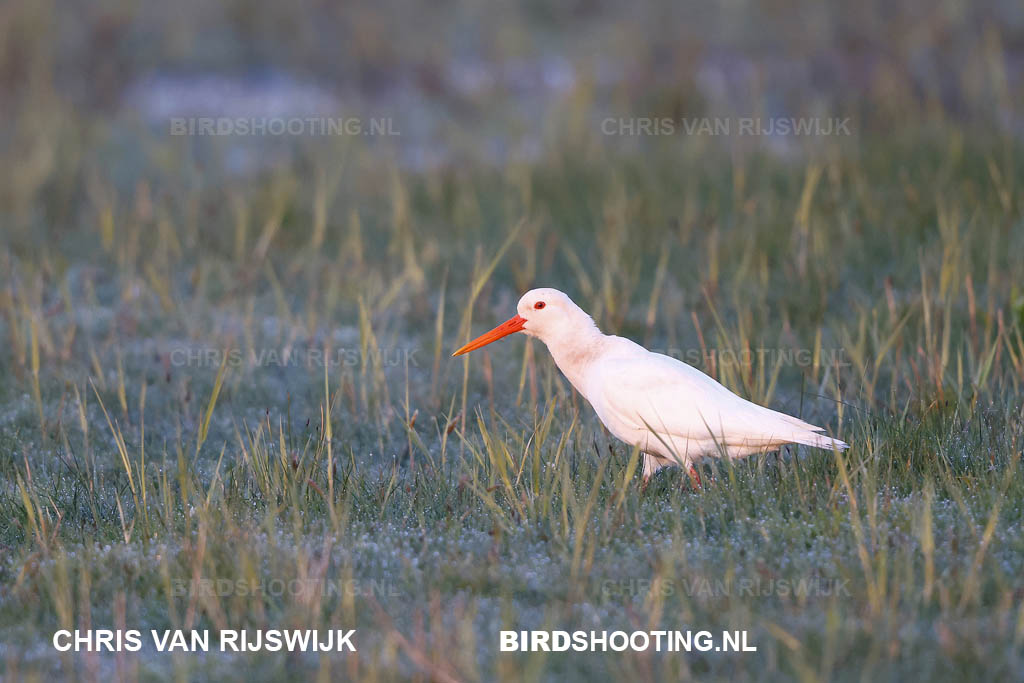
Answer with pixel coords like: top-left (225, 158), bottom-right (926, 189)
top-left (542, 327), bottom-right (606, 397)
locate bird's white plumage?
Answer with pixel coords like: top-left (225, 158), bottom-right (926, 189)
top-left (509, 288), bottom-right (848, 480)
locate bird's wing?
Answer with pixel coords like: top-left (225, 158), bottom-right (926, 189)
top-left (588, 350), bottom-right (838, 449)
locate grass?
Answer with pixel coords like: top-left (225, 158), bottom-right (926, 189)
top-left (2, 127), bottom-right (1023, 681)
top-left (3, 1), bottom-right (1024, 680)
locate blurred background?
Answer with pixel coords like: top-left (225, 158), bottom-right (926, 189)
top-left (3, 0), bottom-right (1022, 223)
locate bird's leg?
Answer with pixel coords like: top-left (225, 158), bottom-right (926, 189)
top-left (687, 464), bottom-right (702, 489)
top-left (640, 452), bottom-right (667, 492)
top-left (641, 452), bottom-right (661, 491)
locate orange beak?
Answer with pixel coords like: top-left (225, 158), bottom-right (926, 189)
top-left (452, 315), bottom-right (527, 356)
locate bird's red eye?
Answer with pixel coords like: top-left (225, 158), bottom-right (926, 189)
top-left (534, 301), bottom-right (546, 310)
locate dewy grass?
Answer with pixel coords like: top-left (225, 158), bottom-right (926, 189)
top-left (2, 81), bottom-right (1024, 680)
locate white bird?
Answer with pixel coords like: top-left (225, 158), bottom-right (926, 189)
top-left (453, 287), bottom-right (848, 485)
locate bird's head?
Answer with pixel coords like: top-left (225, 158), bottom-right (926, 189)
top-left (452, 287), bottom-right (596, 356)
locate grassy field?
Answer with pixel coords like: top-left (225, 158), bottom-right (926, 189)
top-left (3, 1), bottom-right (1024, 681)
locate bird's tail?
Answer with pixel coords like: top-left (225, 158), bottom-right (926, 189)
top-left (789, 430), bottom-right (848, 451)
top-left (759, 405), bottom-right (848, 451)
